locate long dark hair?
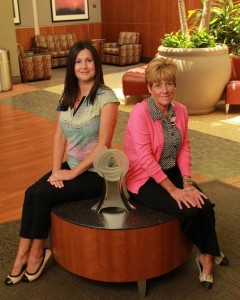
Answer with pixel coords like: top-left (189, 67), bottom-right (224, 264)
top-left (60, 40), bottom-right (105, 110)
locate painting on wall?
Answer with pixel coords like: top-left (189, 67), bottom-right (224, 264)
top-left (12, 0), bottom-right (21, 24)
top-left (51, 0), bottom-right (89, 22)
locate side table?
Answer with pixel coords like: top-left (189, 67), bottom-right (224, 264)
top-left (91, 38), bottom-right (106, 56)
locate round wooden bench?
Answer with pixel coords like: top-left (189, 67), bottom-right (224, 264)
top-left (51, 198), bottom-right (192, 297)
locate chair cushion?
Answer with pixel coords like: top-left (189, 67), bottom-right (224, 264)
top-left (59, 35), bottom-right (69, 50)
top-left (125, 65), bottom-right (147, 75)
top-left (226, 80), bottom-right (240, 104)
top-left (103, 48), bottom-right (120, 55)
top-left (118, 32), bottom-right (140, 45)
top-left (122, 65), bottom-right (149, 96)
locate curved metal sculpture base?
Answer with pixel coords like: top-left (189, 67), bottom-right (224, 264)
top-left (91, 175), bottom-right (135, 213)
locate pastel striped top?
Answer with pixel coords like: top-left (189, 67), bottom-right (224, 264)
top-left (58, 86), bottom-right (119, 169)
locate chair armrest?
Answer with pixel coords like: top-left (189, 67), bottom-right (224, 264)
top-left (102, 42), bottom-right (118, 48)
top-left (118, 43), bottom-right (141, 48)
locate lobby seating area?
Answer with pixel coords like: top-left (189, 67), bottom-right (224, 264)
top-left (0, 65), bottom-right (240, 299)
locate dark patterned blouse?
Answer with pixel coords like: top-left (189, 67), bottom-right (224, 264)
top-left (148, 97), bottom-right (182, 170)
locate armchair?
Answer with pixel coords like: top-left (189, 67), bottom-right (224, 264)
top-left (102, 32), bottom-right (141, 66)
top-left (17, 43), bottom-right (52, 83)
top-left (225, 56), bottom-right (240, 114)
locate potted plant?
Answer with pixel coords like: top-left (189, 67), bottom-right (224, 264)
top-left (157, 0), bottom-right (231, 115)
top-left (188, 0), bottom-right (240, 55)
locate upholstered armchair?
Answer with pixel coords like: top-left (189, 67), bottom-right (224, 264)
top-left (225, 56), bottom-right (240, 114)
top-left (17, 43), bottom-right (52, 83)
top-left (102, 32), bottom-right (141, 66)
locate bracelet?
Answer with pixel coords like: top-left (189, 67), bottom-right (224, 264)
top-left (184, 187), bottom-right (196, 191)
top-left (183, 178), bottom-right (196, 185)
top-left (183, 183), bottom-right (195, 188)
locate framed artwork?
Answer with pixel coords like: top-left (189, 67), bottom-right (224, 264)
top-left (12, 0), bottom-right (21, 24)
top-left (51, 0), bottom-right (89, 22)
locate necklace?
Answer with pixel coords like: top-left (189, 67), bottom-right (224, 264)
top-left (74, 99), bottom-right (80, 110)
top-left (72, 96), bottom-right (86, 116)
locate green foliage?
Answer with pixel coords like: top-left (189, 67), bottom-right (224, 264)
top-left (161, 29), bottom-right (216, 48)
top-left (188, 0), bottom-right (240, 54)
top-left (161, 32), bottom-right (192, 48)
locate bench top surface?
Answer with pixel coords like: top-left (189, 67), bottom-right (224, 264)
top-left (52, 198), bottom-right (175, 230)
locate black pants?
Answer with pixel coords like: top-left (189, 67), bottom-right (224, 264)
top-left (19, 162), bottom-right (104, 239)
top-left (129, 166), bottom-right (221, 256)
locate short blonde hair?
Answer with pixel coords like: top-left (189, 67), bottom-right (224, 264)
top-left (145, 57), bottom-right (178, 87)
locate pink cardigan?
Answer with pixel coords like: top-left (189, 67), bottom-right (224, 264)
top-left (124, 99), bottom-right (191, 194)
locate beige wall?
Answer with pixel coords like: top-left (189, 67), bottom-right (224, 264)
top-left (0, 0), bottom-right (20, 80)
top-left (16, 0), bottom-right (102, 27)
top-left (16, 0), bottom-right (35, 27)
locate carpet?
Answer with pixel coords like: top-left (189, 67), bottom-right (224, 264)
top-left (0, 180), bottom-right (239, 300)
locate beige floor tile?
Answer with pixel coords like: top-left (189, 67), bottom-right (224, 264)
top-left (221, 176), bottom-right (240, 188)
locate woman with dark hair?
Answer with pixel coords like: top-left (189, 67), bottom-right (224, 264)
top-left (5, 41), bottom-right (119, 285)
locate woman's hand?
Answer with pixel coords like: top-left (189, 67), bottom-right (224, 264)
top-left (47, 169), bottom-right (75, 188)
top-left (170, 187), bottom-right (208, 210)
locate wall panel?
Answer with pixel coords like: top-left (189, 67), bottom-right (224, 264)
top-left (101, 0), bottom-right (202, 58)
top-left (16, 23), bottom-right (103, 51)
top-left (16, 28), bottom-right (35, 50)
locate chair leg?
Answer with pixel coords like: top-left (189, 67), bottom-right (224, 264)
top-left (225, 104), bottom-right (230, 114)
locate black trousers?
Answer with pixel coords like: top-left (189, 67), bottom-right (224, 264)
top-left (129, 166), bottom-right (221, 256)
top-left (19, 162), bottom-right (104, 239)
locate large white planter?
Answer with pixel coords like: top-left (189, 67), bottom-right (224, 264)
top-left (157, 45), bottom-right (231, 114)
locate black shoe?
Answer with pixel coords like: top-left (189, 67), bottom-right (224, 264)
top-left (22, 248), bottom-right (51, 283)
top-left (196, 255), bottom-right (213, 289)
top-left (214, 252), bottom-right (229, 266)
top-left (5, 264), bottom-right (26, 285)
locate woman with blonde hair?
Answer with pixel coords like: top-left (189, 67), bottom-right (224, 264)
top-left (124, 57), bottom-right (228, 289)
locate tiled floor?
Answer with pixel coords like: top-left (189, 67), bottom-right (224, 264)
top-left (1, 64), bottom-right (240, 189)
